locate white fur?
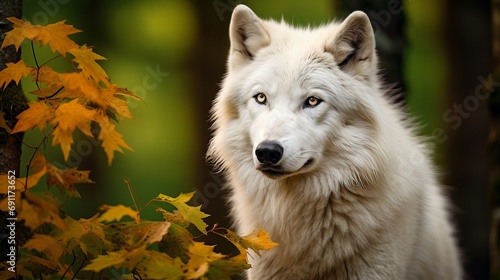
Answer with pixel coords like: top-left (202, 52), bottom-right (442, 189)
top-left (208, 5), bottom-right (462, 279)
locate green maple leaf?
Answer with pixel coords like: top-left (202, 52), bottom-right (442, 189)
top-left (155, 192), bottom-right (209, 234)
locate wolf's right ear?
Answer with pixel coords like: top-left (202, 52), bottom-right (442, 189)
top-left (228, 5), bottom-right (270, 70)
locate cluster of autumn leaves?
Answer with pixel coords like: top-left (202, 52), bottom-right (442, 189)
top-left (0, 19), bottom-right (276, 279)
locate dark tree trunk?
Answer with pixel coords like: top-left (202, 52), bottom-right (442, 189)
top-left (490, 0), bottom-right (500, 277)
top-left (444, 0), bottom-right (490, 278)
top-left (190, 0), bottom-right (236, 252)
top-left (0, 0), bottom-right (25, 174)
top-left (0, 0), bottom-right (26, 266)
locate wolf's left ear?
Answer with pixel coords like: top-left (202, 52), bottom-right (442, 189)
top-left (326, 11), bottom-right (376, 82)
top-left (228, 5), bottom-right (270, 70)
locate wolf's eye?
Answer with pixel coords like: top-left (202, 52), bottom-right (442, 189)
top-left (254, 93), bottom-right (267, 105)
top-left (304, 96), bottom-right (322, 108)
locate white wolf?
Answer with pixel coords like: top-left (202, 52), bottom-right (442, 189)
top-left (208, 5), bottom-right (462, 280)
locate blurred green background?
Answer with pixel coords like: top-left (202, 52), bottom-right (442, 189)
top-left (18, 0), bottom-right (490, 278)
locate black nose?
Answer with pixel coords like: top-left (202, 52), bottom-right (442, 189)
top-left (255, 141), bottom-right (283, 165)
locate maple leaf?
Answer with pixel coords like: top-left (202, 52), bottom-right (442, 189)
top-left (51, 99), bottom-right (95, 160)
top-left (206, 257), bottom-right (250, 280)
top-left (2, 18), bottom-right (81, 56)
top-left (31, 65), bottom-right (60, 84)
top-left (185, 242), bottom-right (225, 279)
top-left (68, 45), bottom-right (109, 86)
top-left (46, 164), bottom-right (93, 198)
top-left (29, 152), bottom-right (93, 198)
top-left (17, 255), bottom-right (58, 280)
top-left (58, 72), bottom-right (103, 104)
top-left (97, 204), bottom-right (140, 223)
top-left (82, 250), bottom-right (127, 272)
top-left (94, 111), bottom-right (133, 165)
top-left (53, 98), bottom-right (94, 134)
top-left (23, 234), bottom-right (64, 263)
top-left (135, 251), bottom-right (184, 280)
top-left (105, 221), bottom-right (171, 250)
top-left (155, 192), bottom-right (209, 234)
top-left (0, 167), bottom-right (47, 197)
top-left (18, 192), bottom-right (65, 230)
top-left (0, 60), bottom-right (32, 89)
top-left (10, 101), bottom-right (55, 133)
top-left (225, 228), bottom-right (278, 257)
top-left (41, 20), bottom-right (81, 55)
top-left (1, 17), bottom-right (39, 50)
top-left (102, 85), bottom-right (135, 119)
top-left (159, 222), bottom-right (194, 263)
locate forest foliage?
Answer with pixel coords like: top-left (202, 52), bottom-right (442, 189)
top-left (0, 18), bottom-right (276, 279)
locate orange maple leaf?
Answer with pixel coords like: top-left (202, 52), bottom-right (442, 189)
top-left (95, 112), bottom-right (133, 165)
top-left (58, 73), bottom-right (105, 106)
top-left (68, 45), bottom-right (109, 86)
top-left (2, 18), bottom-right (81, 56)
top-left (11, 101), bottom-right (55, 133)
top-left (30, 152), bottom-right (93, 198)
top-left (0, 60), bottom-right (32, 89)
top-left (51, 99), bottom-right (95, 160)
top-left (1, 17), bottom-right (38, 50)
top-left (41, 20), bottom-right (81, 55)
top-left (31, 65), bottom-right (61, 88)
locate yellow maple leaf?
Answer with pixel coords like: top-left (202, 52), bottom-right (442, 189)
top-left (94, 111), bottom-right (133, 165)
top-left (22, 234), bottom-right (64, 263)
top-left (2, 18), bottom-right (81, 56)
top-left (97, 204), bottom-right (140, 223)
top-left (46, 164), bottom-right (93, 198)
top-left (223, 228), bottom-right (278, 257)
top-left (82, 250), bottom-right (127, 272)
top-left (30, 65), bottom-right (61, 88)
top-left (186, 242), bottom-right (225, 279)
top-left (68, 45), bottom-right (109, 86)
top-left (101, 85), bottom-right (134, 119)
top-left (1, 17), bottom-right (39, 50)
top-left (29, 152), bottom-right (93, 198)
top-left (18, 192), bottom-right (65, 230)
top-left (240, 228), bottom-right (278, 257)
top-left (53, 98), bottom-right (94, 134)
top-left (0, 60), bottom-right (32, 89)
top-left (58, 72), bottom-right (109, 109)
top-left (11, 101), bottom-right (55, 133)
top-left (155, 192), bottom-right (209, 234)
top-left (51, 126), bottom-right (74, 162)
top-left (0, 167), bottom-right (47, 202)
top-left (51, 99), bottom-right (95, 160)
top-left (135, 251), bottom-right (184, 279)
top-left (41, 20), bottom-right (81, 55)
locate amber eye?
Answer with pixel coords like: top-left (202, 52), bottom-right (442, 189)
top-left (304, 96), bottom-right (322, 108)
top-left (254, 93), bottom-right (267, 105)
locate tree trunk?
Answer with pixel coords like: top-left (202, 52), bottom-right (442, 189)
top-left (0, 0), bottom-right (25, 174)
top-left (0, 0), bottom-right (26, 265)
top-left (491, 0), bottom-right (500, 278)
top-left (444, 1), bottom-right (491, 278)
top-left (190, 0), bottom-right (235, 253)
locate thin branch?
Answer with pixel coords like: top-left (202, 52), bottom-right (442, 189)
top-left (71, 255), bottom-right (87, 280)
top-left (61, 250), bottom-right (76, 280)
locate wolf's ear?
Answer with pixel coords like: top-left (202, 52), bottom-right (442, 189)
top-left (326, 11), bottom-right (376, 82)
top-left (228, 5), bottom-right (270, 70)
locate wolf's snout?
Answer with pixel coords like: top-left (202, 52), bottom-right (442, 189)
top-left (255, 141), bottom-right (283, 165)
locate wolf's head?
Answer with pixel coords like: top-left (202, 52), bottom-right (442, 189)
top-left (209, 5), bottom-right (386, 183)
